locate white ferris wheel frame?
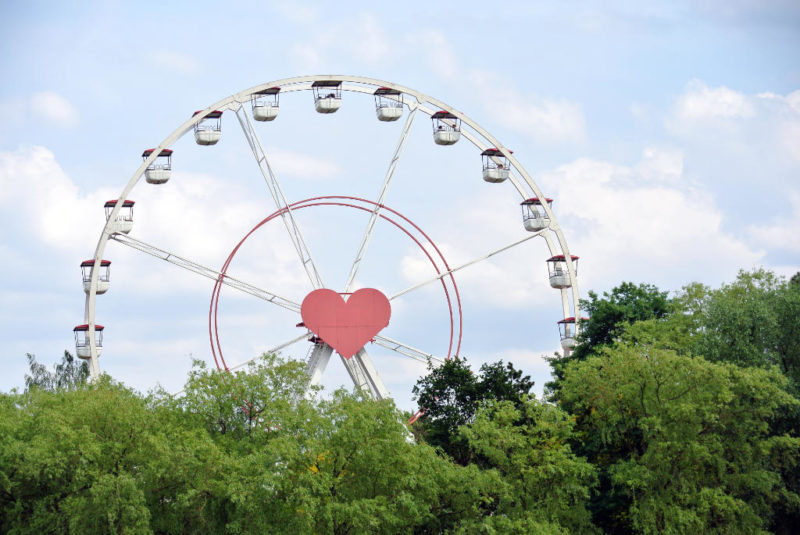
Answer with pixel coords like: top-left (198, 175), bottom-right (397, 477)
top-left (82, 74), bottom-right (581, 398)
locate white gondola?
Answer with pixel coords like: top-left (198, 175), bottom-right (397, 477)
top-left (74, 324), bottom-right (103, 359)
top-left (104, 200), bottom-right (134, 234)
top-left (81, 259), bottom-right (111, 294)
top-left (193, 110), bottom-right (223, 145)
top-left (431, 111), bottom-right (461, 145)
top-left (251, 87), bottom-right (280, 121)
top-left (557, 317), bottom-right (586, 350)
top-left (312, 80), bottom-right (342, 113)
top-left (373, 87), bottom-right (403, 121)
top-left (142, 148), bottom-right (172, 184)
top-left (521, 197), bottom-right (552, 232)
top-left (481, 148), bottom-right (510, 183)
top-left (546, 254), bottom-right (579, 289)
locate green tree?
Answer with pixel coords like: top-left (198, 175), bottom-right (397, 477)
top-left (679, 269), bottom-right (800, 533)
top-left (560, 340), bottom-right (800, 534)
top-left (547, 282), bottom-right (672, 400)
top-left (24, 351), bottom-right (89, 392)
top-left (691, 269), bottom-right (800, 384)
top-left (412, 357), bottom-right (533, 463)
top-left (573, 282), bottom-right (672, 360)
top-left (0, 378), bottom-right (157, 533)
top-left (460, 398), bottom-right (598, 533)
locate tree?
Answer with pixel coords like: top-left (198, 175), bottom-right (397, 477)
top-left (3, 354), bottom-right (512, 534)
top-left (691, 269), bottom-right (800, 385)
top-left (573, 282), bottom-right (672, 360)
top-left (559, 339), bottom-right (800, 534)
top-left (547, 282), bottom-right (672, 399)
top-left (24, 351), bottom-right (89, 392)
top-left (412, 357), bottom-right (533, 463)
top-left (460, 398), bottom-right (598, 533)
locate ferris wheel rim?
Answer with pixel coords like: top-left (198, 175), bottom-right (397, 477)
top-left (83, 74), bottom-right (581, 385)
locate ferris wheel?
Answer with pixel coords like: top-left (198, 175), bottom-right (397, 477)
top-left (76, 75), bottom-right (582, 401)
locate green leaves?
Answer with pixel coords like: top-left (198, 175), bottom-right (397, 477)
top-left (412, 357), bottom-right (533, 464)
top-left (560, 342), bottom-right (799, 533)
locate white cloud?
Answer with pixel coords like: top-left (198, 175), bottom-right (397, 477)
top-left (148, 51), bottom-right (202, 75)
top-left (672, 79), bottom-right (753, 122)
top-left (746, 190), bottom-right (800, 254)
top-left (0, 146), bottom-right (310, 299)
top-left (30, 92), bottom-right (79, 127)
top-left (0, 146), bottom-right (106, 248)
top-left (544, 148), bottom-right (764, 290)
top-left (667, 81), bottom-right (800, 165)
top-left (786, 90), bottom-right (800, 113)
top-left (470, 70), bottom-right (586, 143)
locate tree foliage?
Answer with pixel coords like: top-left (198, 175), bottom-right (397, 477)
top-left (412, 357), bottom-right (533, 463)
top-left (5, 268), bottom-right (800, 533)
top-left (560, 341), bottom-right (800, 534)
top-left (24, 351), bottom-right (89, 392)
top-left (547, 282), bottom-right (672, 399)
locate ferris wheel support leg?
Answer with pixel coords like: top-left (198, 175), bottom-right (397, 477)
top-left (306, 343), bottom-right (334, 392)
top-left (350, 349), bottom-right (390, 400)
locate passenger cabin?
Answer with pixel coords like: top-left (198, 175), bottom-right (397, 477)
top-left (74, 324), bottom-right (103, 359)
top-left (251, 87), bottom-right (280, 121)
top-left (312, 80), bottom-right (342, 113)
top-left (142, 148), bottom-right (172, 184)
top-left (431, 111), bottom-right (461, 145)
top-left (557, 317), bottom-right (586, 350)
top-left (104, 200), bottom-right (134, 234)
top-left (373, 87), bottom-right (403, 121)
top-left (193, 110), bottom-right (222, 145)
top-left (481, 148), bottom-right (510, 183)
top-left (520, 197), bottom-right (552, 232)
top-left (546, 254), bottom-right (579, 289)
top-left (81, 260), bottom-right (111, 295)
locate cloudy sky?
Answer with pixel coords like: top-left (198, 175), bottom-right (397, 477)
top-left (1, 1), bottom-right (798, 411)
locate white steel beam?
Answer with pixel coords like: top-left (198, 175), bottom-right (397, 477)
top-left (373, 335), bottom-right (444, 364)
top-left (343, 107), bottom-right (418, 292)
top-left (390, 230), bottom-right (545, 301)
top-left (235, 106), bottom-right (325, 290)
top-left (110, 234), bottom-right (301, 313)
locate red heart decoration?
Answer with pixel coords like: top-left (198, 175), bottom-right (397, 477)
top-left (301, 288), bottom-right (391, 359)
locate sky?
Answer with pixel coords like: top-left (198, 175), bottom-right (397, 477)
top-left (1, 1), bottom-right (798, 412)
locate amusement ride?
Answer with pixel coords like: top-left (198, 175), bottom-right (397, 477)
top-left (76, 75), bottom-right (583, 406)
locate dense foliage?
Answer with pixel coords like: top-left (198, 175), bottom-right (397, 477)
top-left (2, 268), bottom-right (798, 533)
top-left (411, 357), bottom-right (533, 463)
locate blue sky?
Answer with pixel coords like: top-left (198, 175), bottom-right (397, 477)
top-left (1, 1), bottom-right (798, 411)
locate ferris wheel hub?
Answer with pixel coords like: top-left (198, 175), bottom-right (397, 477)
top-left (300, 288), bottom-right (391, 360)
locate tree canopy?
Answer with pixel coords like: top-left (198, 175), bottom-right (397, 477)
top-left (4, 268), bottom-right (799, 533)
top-left (411, 357), bottom-right (533, 463)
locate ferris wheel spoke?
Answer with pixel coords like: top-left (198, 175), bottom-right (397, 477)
top-left (372, 335), bottom-right (444, 365)
top-left (390, 230), bottom-right (545, 300)
top-left (110, 233), bottom-right (301, 313)
top-left (235, 106), bottom-right (325, 289)
top-left (343, 108), bottom-right (418, 292)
